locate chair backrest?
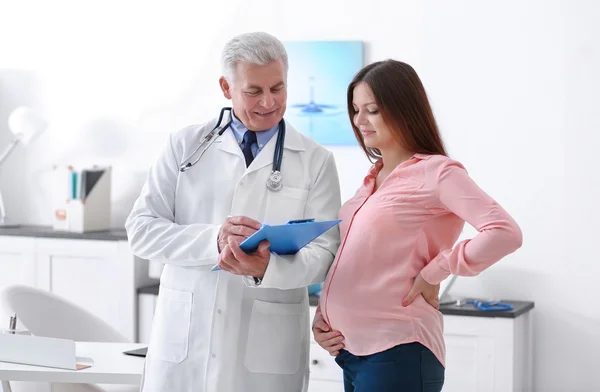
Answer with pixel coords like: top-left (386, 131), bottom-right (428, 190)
top-left (0, 285), bottom-right (128, 343)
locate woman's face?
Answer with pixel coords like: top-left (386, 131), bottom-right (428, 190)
top-left (352, 82), bottom-right (401, 151)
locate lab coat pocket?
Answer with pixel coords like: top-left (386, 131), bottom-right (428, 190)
top-left (149, 286), bottom-right (193, 363)
top-left (244, 300), bottom-right (304, 374)
top-left (265, 186), bottom-right (309, 224)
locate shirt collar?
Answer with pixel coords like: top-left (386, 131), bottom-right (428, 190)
top-left (365, 153), bottom-right (432, 182)
top-left (413, 153), bottom-right (432, 160)
top-left (367, 159), bottom-right (384, 179)
top-left (230, 110), bottom-right (279, 148)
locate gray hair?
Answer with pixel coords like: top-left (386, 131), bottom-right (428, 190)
top-left (221, 32), bottom-right (289, 85)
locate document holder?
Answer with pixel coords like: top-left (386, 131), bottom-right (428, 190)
top-left (211, 218), bottom-right (341, 271)
top-left (239, 218), bottom-right (342, 254)
top-left (53, 166), bottom-right (112, 233)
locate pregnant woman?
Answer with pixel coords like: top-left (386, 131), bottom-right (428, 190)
top-left (312, 59), bottom-right (523, 392)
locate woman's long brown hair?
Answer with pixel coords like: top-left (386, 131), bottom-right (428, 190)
top-left (347, 60), bottom-right (448, 161)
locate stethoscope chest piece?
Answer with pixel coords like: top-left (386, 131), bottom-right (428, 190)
top-left (266, 170), bottom-right (283, 192)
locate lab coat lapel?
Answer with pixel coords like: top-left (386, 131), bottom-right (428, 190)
top-left (246, 121), bottom-right (306, 174)
top-left (280, 121), bottom-right (305, 152)
top-left (246, 130), bottom-right (277, 173)
top-left (218, 127), bottom-right (245, 162)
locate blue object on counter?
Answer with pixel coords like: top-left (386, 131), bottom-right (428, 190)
top-left (308, 283), bottom-right (322, 295)
top-left (458, 299), bottom-right (513, 312)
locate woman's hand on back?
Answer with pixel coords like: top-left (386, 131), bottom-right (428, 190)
top-left (402, 273), bottom-right (440, 309)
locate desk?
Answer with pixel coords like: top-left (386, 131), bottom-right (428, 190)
top-left (0, 342), bottom-right (145, 391)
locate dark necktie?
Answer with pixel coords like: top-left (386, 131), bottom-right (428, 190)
top-left (241, 131), bottom-right (257, 167)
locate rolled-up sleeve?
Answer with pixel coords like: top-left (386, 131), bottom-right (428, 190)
top-left (420, 161), bottom-right (523, 285)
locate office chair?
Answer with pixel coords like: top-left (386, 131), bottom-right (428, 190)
top-left (0, 285), bottom-right (138, 392)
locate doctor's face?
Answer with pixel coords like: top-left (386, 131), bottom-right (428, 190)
top-left (219, 59), bottom-right (287, 131)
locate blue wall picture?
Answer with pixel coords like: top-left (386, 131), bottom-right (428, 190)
top-left (284, 41), bottom-right (364, 145)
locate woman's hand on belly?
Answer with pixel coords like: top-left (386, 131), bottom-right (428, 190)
top-left (402, 273), bottom-right (440, 309)
top-left (312, 311), bottom-right (345, 356)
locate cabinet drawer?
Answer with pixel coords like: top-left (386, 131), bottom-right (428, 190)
top-left (308, 379), bottom-right (344, 392)
top-left (309, 343), bottom-right (343, 382)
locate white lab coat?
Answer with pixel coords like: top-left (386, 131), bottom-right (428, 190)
top-left (125, 114), bottom-right (341, 392)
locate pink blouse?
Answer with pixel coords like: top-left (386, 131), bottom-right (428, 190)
top-left (318, 153), bottom-right (522, 366)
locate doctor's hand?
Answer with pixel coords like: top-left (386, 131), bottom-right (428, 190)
top-left (402, 273), bottom-right (440, 309)
top-left (217, 216), bottom-right (262, 253)
top-left (313, 312), bottom-right (344, 356)
top-left (218, 237), bottom-right (271, 278)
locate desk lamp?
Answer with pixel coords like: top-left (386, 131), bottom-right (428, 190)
top-left (0, 107), bottom-right (48, 227)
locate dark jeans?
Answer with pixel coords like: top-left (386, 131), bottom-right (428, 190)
top-left (334, 342), bottom-right (445, 392)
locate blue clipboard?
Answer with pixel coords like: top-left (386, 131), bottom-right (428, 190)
top-left (211, 218), bottom-right (341, 271)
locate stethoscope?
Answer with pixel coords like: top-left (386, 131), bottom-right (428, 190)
top-left (179, 107), bottom-right (285, 192)
top-left (456, 299), bottom-right (513, 312)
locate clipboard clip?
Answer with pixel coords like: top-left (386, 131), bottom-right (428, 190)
top-left (286, 218), bottom-right (315, 224)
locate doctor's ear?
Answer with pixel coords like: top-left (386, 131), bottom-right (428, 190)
top-left (219, 76), bottom-right (233, 100)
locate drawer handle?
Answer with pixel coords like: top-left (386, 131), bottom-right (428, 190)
top-left (311, 359), bottom-right (319, 365)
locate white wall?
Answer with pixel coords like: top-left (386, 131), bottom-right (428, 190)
top-left (422, 2), bottom-right (600, 392)
top-left (2, 0), bottom-right (422, 223)
top-left (1, 1), bottom-right (598, 391)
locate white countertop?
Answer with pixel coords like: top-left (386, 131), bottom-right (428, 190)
top-left (0, 342), bottom-right (145, 384)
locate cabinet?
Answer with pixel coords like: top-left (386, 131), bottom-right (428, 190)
top-left (0, 226), bottom-right (156, 342)
top-left (441, 301), bottom-right (534, 392)
top-left (307, 380), bottom-right (345, 392)
top-left (0, 236), bottom-right (36, 323)
top-left (307, 306), bottom-right (344, 392)
top-left (0, 236), bottom-right (35, 288)
top-left (306, 302), bottom-right (534, 392)
top-left (136, 287), bottom-right (533, 391)
top-left (137, 289), bottom-right (535, 392)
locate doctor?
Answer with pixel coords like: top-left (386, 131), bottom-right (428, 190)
top-left (125, 32), bottom-right (341, 392)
